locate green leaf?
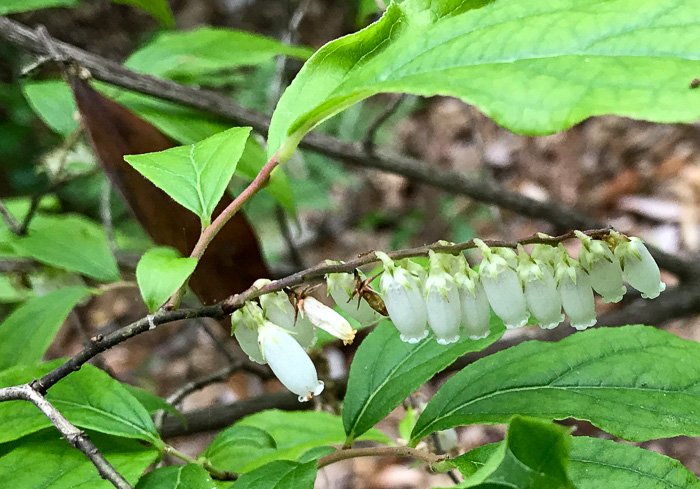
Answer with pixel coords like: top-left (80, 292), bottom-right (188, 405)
top-left (201, 425), bottom-right (277, 474)
top-left (411, 325), bottom-right (700, 444)
top-left (236, 410), bottom-right (390, 472)
top-left (0, 275), bottom-right (32, 303)
top-left (0, 431), bottom-right (160, 488)
top-left (269, 0), bottom-right (700, 159)
top-left (232, 461), bottom-right (317, 489)
top-left (455, 436), bottom-right (700, 489)
top-left (568, 437), bottom-right (700, 489)
top-left (125, 27), bottom-right (313, 80)
top-left (21, 80), bottom-right (296, 213)
top-left (136, 464), bottom-right (215, 489)
top-left (0, 361), bottom-right (162, 445)
top-left (124, 126), bottom-right (252, 226)
top-left (343, 319), bottom-right (505, 443)
top-left (455, 416), bottom-right (574, 488)
top-left (136, 247), bottom-right (197, 312)
top-left (0, 0), bottom-right (77, 14)
top-left (22, 80), bottom-right (78, 135)
top-left (0, 286), bottom-right (92, 370)
top-left (110, 0), bottom-right (174, 28)
top-left (5, 214), bottom-right (120, 282)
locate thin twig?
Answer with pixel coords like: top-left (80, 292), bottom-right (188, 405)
top-left (165, 152), bottom-right (281, 308)
top-left (0, 199), bottom-right (22, 234)
top-left (362, 94), bottom-right (405, 153)
top-left (0, 16), bottom-right (692, 280)
top-left (100, 180), bottom-right (117, 256)
top-left (17, 227), bottom-right (643, 397)
top-left (0, 384), bottom-right (132, 489)
top-left (31, 304), bottom-right (226, 394)
top-left (275, 204), bottom-right (305, 270)
top-left (318, 446), bottom-right (443, 468)
top-left (18, 127), bottom-right (83, 235)
top-left (153, 360), bottom-right (271, 431)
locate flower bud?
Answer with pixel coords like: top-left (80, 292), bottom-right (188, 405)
top-left (299, 295), bottom-right (357, 345)
top-left (556, 245), bottom-right (597, 330)
top-left (254, 279), bottom-right (316, 348)
top-left (257, 321), bottom-right (324, 402)
top-left (612, 233), bottom-right (666, 299)
top-left (377, 252), bottom-right (429, 344)
top-left (518, 245), bottom-right (564, 329)
top-left (475, 240), bottom-right (529, 329)
top-left (424, 251), bottom-right (461, 344)
top-left (231, 303), bottom-right (266, 364)
top-left (325, 264), bottom-right (380, 325)
top-left (575, 232), bottom-right (626, 303)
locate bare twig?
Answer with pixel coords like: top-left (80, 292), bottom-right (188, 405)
top-left (0, 384), bottom-right (132, 489)
top-left (0, 16), bottom-right (693, 280)
top-left (318, 446), bottom-right (443, 468)
top-left (0, 199), bottom-right (22, 235)
top-left (362, 94), bottom-right (405, 153)
top-left (31, 304), bottom-right (226, 394)
top-left (275, 204), bottom-right (305, 270)
top-left (153, 360), bottom-right (272, 431)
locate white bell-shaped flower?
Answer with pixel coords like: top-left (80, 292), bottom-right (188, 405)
top-left (423, 251), bottom-right (461, 345)
top-left (325, 263), bottom-right (380, 325)
top-left (257, 321), bottom-right (324, 402)
top-left (231, 303), bottom-right (266, 364)
top-left (475, 240), bottom-right (529, 330)
top-left (518, 245), bottom-right (564, 329)
top-left (556, 245), bottom-right (597, 330)
top-left (613, 233), bottom-right (666, 299)
top-left (575, 232), bottom-right (626, 303)
top-left (299, 295), bottom-right (357, 345)
top-left (453, 258), bottom-right (491, 340)
top-left (254, 279), bottom-right (317, 348)
top-left (377, 251), bottom-right (429, 344)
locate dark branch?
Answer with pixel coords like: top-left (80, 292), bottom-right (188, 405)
top-left (0, 384), bottom-right (132, 489)
top-left (0, 15), bottom-right (695, 280)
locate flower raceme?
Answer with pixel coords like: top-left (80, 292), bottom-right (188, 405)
top-left (231, 231), bottom-right (665, 400)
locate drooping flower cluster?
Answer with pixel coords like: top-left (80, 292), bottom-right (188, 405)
top-left (231, 231), bottom-right (665, 400)
top-left (375, 231), bottom-right (665, 342)
top-left (231, 278), bottom-right (364, 402)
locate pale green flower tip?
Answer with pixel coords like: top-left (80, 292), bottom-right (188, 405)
top-left (538, 314), bottom-right (565, 329)
top-left (400, 331), bottom-right (429, 344)
top-left (504, 315), bottom-right (529, 330)
top-left (468, 331), bottom-right (490, 340)
top-left (600, 286), bottom-right (627, 303)
top-left (536, 232), bottom-right (553, 239)
top-left (571, 317), bottom-right (597, 330)
top-left (641, 281), bottom-right (666, 299)
top-left (435, 335), bottom-right (460, 345)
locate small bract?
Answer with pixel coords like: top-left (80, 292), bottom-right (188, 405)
top-left (424, 251), bottom-right (461, 344)
top-left (377, 251), bottom-right (429, 344)
top-left (613, 234), bottom-right (666, 299)
top-left (475, 239), bottom-right (529, 329)
top-left (257, 321), bottom-right (324, 402)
